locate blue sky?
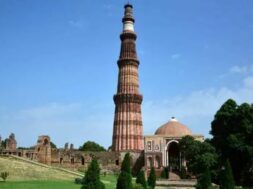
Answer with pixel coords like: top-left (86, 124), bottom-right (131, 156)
top-left (0, 0), bottom-right (253, 148)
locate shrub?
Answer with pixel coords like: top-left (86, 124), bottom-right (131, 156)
top-left (136, 170), bottom-right (147, 189)
top-left (180, 166), bottom-right (188, 179)
top-left (121, 153), bottom-right (131, 174)
top-left (74, 178), bottom-right (83, 184)
top-left (147, 167), bottom-right (156, 189)
top-left (117, 153), bottom-right (133, 189)
top-left (220, 159), bottom-right (235, 189)
top-left (116, 153), bottom-right (132, 189)
top-left (133, 183), bottom-right (145, 189)
top-left (81, 159), bottom-right (105, 189)
top-left (161, 166), bottom-right (169, 179)
top-left (1, 172), bottom-right (9, 182)
top-left (196, 169), bottom-right (212, 189)
top-left (117, 171), bottom-right (132, 189)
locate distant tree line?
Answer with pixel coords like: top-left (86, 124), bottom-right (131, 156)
top-left (79, 141), bottom-right (106, 152)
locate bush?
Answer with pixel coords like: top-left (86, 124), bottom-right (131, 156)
top-left (121, 153), bottom-right (131, 174)
top-left (81, 159), bottom-right (105, 189)
top-left (1, 172), bottom-right (9, 182)
top-left (133, 183), bottom-right (145, 189)
top-left (220, 159), bottom-right (235, 189)
top-left (147, 167), bottom-right (156, 189)
top-left (136, 170), bottom-right (147, 189)
top-left (116, 153), bottom-right (133, 189)
top-left (117, 171), bottom-right (132, 189)
top-left (180, 166), bottom-right (188, 179)
top-left (196, 169), bottom-right (212, 189)
top-left (161, 166), bottom-right (169, 179)
top-left (74, 178), bottom-right (83, 184)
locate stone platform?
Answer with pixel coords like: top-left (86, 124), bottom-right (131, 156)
top-left (156, 179), bottom-right (196, 189)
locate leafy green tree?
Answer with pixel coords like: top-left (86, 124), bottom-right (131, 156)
top-left (210, 99), bottom-right (253, 186)
top-left (116, 153), bottom-right (132, 189)
top-left (179, 136), bottom-right (218, 175)
top-left (196, 169), bottom-right (212, 189)
top-left (147, 167), bottom-right (156, 189)
top-left (1, 139), bottom-right (7, 149)
top-left (79, 141), bottom-right (106, 152)
top-left (81, 158), bottom-right (105, 189)
top-left (220, 159), bottom-right (235, 189)
top-left (50, 141), bottom-right (57, 149)
top-left (136, 170), bottom-right (147, 189)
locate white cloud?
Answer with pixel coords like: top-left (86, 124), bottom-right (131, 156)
top-left (229, 65), bottom-right (253, 74)
top-left (142, 75), bottom-right (253, 137)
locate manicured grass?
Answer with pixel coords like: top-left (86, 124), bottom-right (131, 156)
top-left (0, 180), bottom-right (80, 189)
top-left (0, 175), bottom-right (117, 189)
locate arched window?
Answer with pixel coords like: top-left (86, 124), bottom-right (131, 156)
top-left (71, 158), bottom-right (74, 164)
top-left (44, 139), bottom-right (48, 145)
top-left (147, 157), bottom-right (153, 168)
top-left (60, 157), bottom-right (63, 164)
top-left (81, 157), bottom-right (85, 165)
top-left (155, 156), bottom-right (160, 168)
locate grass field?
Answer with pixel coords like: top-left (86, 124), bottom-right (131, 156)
top-left (0, 156), bottom-right (78, 180)
top-left (0, 175), bottom-right (117, 189)
top-left (0, 156), bottom-right (117, 188)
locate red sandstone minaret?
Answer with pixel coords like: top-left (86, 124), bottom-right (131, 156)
top-left (112, 4), bottom-right (144, 152)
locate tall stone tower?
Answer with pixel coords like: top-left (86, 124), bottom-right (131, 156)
top-left (112, 4), bottom-right (144, 152)
top-left (36, 135), bottom-right (51, 165)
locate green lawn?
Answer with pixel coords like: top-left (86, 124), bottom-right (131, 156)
top-left (0, 175), bottom-right (117, 189)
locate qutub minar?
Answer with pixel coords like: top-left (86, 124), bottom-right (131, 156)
top-left (112, 4), bottom-right (144, 152)
top-left (0, 4), bottom-right (203, 180)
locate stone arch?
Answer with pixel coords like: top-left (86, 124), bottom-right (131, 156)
top-left (43, 138), bottom-right (49, 145)
top-left (166, 140), bottom-right (180, 171)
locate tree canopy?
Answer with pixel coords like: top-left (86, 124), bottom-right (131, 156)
top-left (79, 141), bottom-right (106, 152)
top-left (179, 135), bottom-right (218, 175)
top-left (210, 99), bottom-right (253, 186)
top-left (50, 141), bottom-right (57, 149)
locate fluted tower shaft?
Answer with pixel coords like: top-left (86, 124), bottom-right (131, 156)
top-left (112, 4), bottom-right (144, 152)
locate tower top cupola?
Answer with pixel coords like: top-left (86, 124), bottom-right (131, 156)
top-left (122, 4), bottom-right (135, 32)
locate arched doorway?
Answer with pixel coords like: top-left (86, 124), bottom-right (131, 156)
top-left (167, 141), bottom-right (180, 171)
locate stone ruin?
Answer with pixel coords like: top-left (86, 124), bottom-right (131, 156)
top-left (0, 133), bottom-right (143, 174)
top-left (6, 133), bottom-right (17, 151)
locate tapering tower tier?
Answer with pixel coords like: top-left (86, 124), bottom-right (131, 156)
top-left (112, 4), bottom-right (144, 152)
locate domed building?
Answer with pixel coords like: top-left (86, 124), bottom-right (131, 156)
top-left (144, 117), bottom-right (203, 176)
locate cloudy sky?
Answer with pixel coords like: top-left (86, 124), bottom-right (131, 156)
top-left (0, 0), bottom-right (253, 148)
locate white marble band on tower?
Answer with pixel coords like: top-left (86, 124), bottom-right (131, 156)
top-left (123, 20), bottom-right (134, 31)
